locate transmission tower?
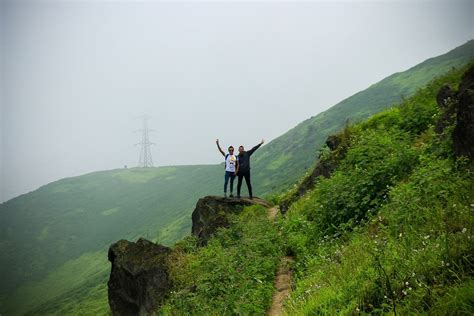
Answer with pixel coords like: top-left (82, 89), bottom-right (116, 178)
top-left (136, 116), bottom-right (155, 168)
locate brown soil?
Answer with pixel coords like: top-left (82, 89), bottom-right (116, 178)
top-left (267, 255), bottom-right (294, 316)
top-left (267, 206), bottom-right (294, 316)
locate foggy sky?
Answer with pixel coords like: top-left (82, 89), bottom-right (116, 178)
top-left (1, 0), bottom-right (473, 202)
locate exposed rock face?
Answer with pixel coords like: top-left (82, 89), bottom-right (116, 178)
top-left (108, 238), bottom-right (172, 316)
top-left (191, 196), bottom-right (270, 244)
top-left (325, 134), bottom-right (342, 151)
top-left (435, 65), bottom-right (474, 159)
top-left (453, 65), bottom-right (474, 159)
top-left (436, 84), bottom-right (457, 108)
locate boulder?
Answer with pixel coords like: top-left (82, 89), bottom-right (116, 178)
top-left (107, 238), bottom-right (171, 316)
top-left (191, 196), bottom-right (270, 244)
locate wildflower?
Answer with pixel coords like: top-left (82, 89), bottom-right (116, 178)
top-left (399, 233), bottom-right (403, 238)
top-left (424, 235), bottom-right (430, 239)
top-left (412, 272), bottom-right (416, 277)
top-left (402, 290), bottom-right (408, 296)
top-left (453, 204), bottom-right (456, 207)
top-left (405, 281), bottom-right (409, 286)
top-left (462, 228), bottom-right (467, 233)
top-left (446, 262), bottom-right (450, 267)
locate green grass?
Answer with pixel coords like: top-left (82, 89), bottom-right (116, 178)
top-left (158, 63), bottom-right (473, 315)
top-left (250, 40), bottom-right (474, 196)
top-left (0, 165), bottom-right (223, 315)
top-left (5, 250), bottom-right (109, 315)
top-left (1, 40), bottom-right (473, 315)
top-left (281, 64), bottom-right (474, 315)
top-left (160, 205), bottom-right (283, 315)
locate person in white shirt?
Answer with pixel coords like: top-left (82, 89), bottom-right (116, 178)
top-left (216, 139), bottom-right (238, 198)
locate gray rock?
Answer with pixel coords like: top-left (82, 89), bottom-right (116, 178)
top-left (191, 196), bottom-right (270, 245)
top-left (107, 238), bottom-right (171, 316)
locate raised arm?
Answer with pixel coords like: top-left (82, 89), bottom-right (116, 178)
top-left (216, 139), bottom-right (225, 157)
top-left (248, 139), bottom-right (265, 156)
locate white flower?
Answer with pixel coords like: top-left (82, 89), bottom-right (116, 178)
top-left (462, 228), bottom-right (467, 233)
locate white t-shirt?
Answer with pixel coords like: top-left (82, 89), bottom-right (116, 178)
top-left (225, 154), bottom-right (237, 172)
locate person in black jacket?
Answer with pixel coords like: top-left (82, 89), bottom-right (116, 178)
top-left (236, 139), bottom-right (264, 199)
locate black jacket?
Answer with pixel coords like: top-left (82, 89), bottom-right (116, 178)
top-left (237, 143), bottom-right (262, 172)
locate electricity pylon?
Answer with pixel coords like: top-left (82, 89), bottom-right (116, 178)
top-left (136, 115), bottom-right (154, 168)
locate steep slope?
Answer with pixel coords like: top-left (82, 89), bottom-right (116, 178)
top-left (1, 40), bottom-right (473, 315)
top-left (281, 62), bottom-right (474, 315)
top-left (142, 62), bottom-right (474, 315)
top-left (251, 39), bottom-right (474, 194)
top-left (0, 165), bottom-right (223, 314)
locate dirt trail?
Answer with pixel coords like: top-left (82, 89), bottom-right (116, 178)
top-left (267, 206), bottom-right (279, 220)
top-left (267, 206), bottom-right (294, 316)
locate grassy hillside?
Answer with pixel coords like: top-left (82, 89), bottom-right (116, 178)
top-left (158, 63), bottom-right (474, 315)
top-left (281, 63), bottom-right (474, 315)
top-left (0, 165), bottom-right (223, 314)
top-left (0, 40), bottom-right (473, 315)
top-left (251, 39), bottom-right (474, 195)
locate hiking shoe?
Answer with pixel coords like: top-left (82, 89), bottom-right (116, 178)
top-left (237, 195), bottom-right (241, 199)
top-left (224, 192), bottom-right (227, 198)
top-left (249, 196), bottom-right (253, 200)
top-left (229, 194), bottom-right (234, 198)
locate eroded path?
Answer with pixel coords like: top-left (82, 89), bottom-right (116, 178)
top-left (267, 206), bottom-right (294, 316)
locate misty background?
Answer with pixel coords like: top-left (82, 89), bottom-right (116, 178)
top-left (1, 0), bottom-right (473, 202)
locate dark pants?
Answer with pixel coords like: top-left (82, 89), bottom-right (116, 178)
top-left (224, 171), bottom-right (236, 193)
top-left (237, 170), bottom-right (252, 197)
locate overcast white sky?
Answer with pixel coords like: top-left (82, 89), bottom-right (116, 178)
top-left (1, 0), bottom-right (473, 202)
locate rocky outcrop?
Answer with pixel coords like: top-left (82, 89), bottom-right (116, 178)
top-left (435, 65), bottom-right (474, 159)
top-left (107, 238), bottom-right (172, 316)
top-left (191, 196), bottom-right (270, 244)
top-left (107, 196), bottom-right (271, 314)
top-left (453, 65), bottom-right (474, 159)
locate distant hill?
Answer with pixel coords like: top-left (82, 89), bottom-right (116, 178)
top-left (1, 39), bottom-right (473, 314)
top-left (0, 166), bottom-right (223, 314)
